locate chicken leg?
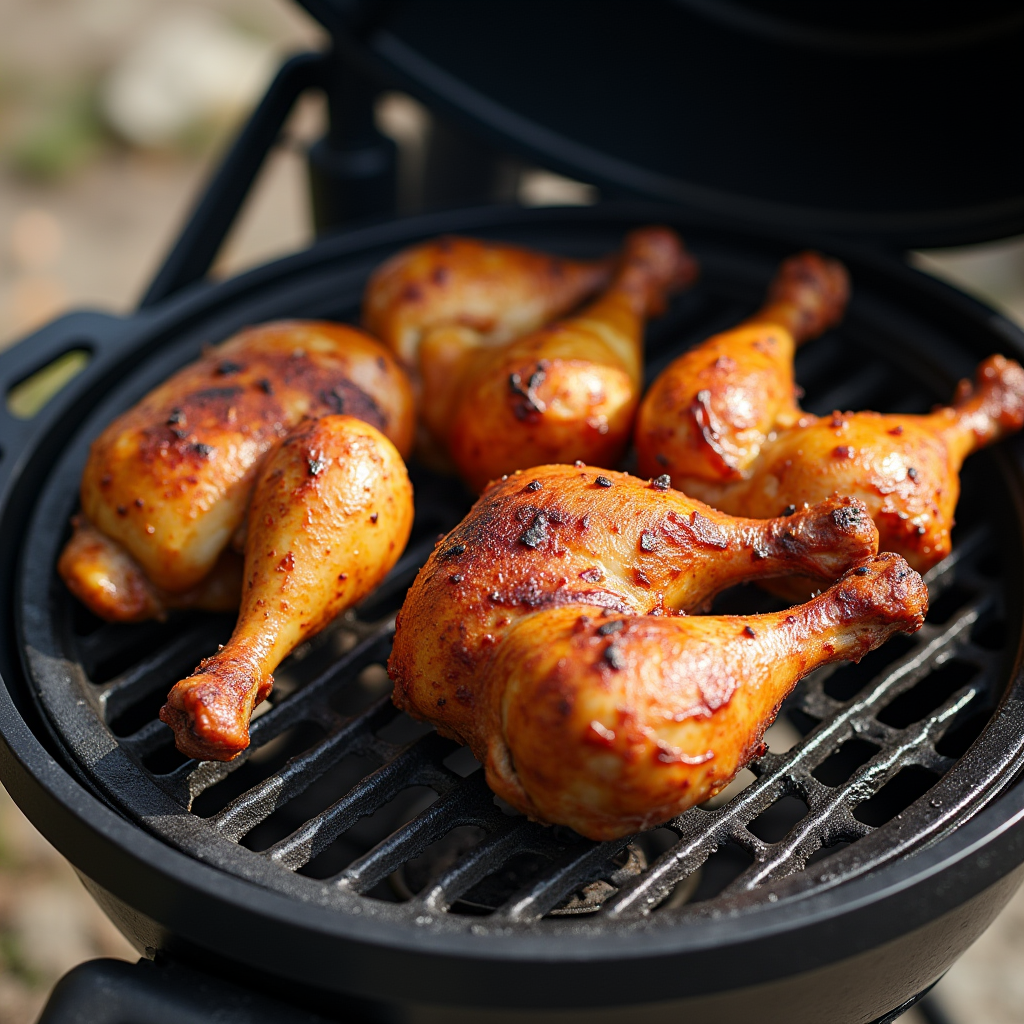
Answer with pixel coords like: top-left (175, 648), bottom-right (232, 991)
top-left (161, 415), bottom-right (414, 761)
top-left (636, 251), bottom-right (848, 484)
top-left (489, 553), bottom-right (926, 839)
top-left (363, 234), bottom-right (616, 470)
top-left (688, 356), bottom-right (1024, 584)
top-left (363, 234), bottom-right (616, 366)
top-left (367, 229), bottom-right (697, 491)
top-left (636, 255), bottom-right (1024, 578)
top-left (389, 463), bottom-right (879, 755)
top-left (59, 516), bottom-right (242, 623)
top-left (60, 321), bottom-right (414, 621)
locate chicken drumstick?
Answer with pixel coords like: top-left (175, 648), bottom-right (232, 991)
top-left (636, 251), bottom-right (848, 484)
top-left (161, 415), bottom-right (414, 761)
top-left (636, 254), bottom-right (1024, 578)
top-left (388, 463), bottom-right (903, 837)
top-left (365, 229), bottom-right (697, 491)
top-left (363, 234), bottom-right (616, 366)
top-left (59, 321), bottom-right (414, 622)
top-left (492, 554), bottom-right (925, 839)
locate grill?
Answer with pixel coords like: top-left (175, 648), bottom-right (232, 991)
top-left (2, 205), bottom-right (1024, 1022)
top-left (3, 3), bottom-right (1024, 1019)
top-left (18, 212), bottom-right (1024, 931)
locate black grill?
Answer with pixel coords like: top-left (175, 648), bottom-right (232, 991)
top-left (18, 213), bottom-right (1024, 940)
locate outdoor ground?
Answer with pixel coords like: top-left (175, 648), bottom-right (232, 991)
top-left (0, 1), bottom-right (1022, 1021)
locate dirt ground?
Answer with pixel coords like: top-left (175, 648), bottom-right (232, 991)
top-left (0, 1), bottom-right (1023, 1021)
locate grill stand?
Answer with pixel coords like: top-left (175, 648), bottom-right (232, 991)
top-left (37, 956), bottom-right (950, 1024)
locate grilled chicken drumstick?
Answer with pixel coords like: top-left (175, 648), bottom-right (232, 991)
top-left (636, 251), bottom-right (848, 486)
top-left (490, 554), bottom-right (925, 839)
top-left (364, 234), bottom-right (614, 468)
top-left (363, 235), bottom-right (616, 367)
top-left (388, 464), bottom-right (912, 838)
top-left (365, 229), bottom-right (697, 491)
top-left (59, 321), bottom-right (414, 622)
top-left (636, 254), bottom-right (1024, 580)
top-left (161, 415), bottom-right (414, 761)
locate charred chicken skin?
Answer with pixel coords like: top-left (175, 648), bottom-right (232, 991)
top-left (161, 415), bottom-right (414, 761)
top-left (491, 554), bottom-right (925, 839)
top-left (387, 464), bottom-right (917, 839)
top-left (365, 229), bottom-right (697, 491)
top-left (635, 253), bottom-right (1024, 578)
top-left (59, 321), bottom-right (415, 622)
top-left (363, 234), bottom-right (616, 366)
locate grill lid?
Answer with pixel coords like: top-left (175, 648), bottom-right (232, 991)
top-left (301, 0), bottom-right (1024, 247)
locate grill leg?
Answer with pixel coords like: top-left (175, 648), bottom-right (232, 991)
top-left (36, 958), bottom-right (340, 1024)
top-left (308, 54), bottom-right (398, 234)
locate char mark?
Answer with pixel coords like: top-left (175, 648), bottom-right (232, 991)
top-left (318, 380), bottom-right (387, 431)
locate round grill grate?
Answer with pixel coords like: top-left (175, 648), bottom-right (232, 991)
top-left (16, 214), bottom-right (1024, 939)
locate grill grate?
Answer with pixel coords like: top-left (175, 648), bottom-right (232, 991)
top-left (18, 236), bottom-right (1024, 937)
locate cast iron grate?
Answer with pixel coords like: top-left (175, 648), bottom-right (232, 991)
top-left (17, 238), bottom-right (1024, 936)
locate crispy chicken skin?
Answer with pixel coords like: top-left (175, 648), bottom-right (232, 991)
top-left (62, 320), bottom-right (414, 620)
top-left (389, 464), bottom-right (890, 836)
top-left (365, 229), bottom-right (697, 491)
top-left (362, 235), bottom-right (616, 366)
top-left (491, 554), bottom-right (926, 839)
top-left (58, 516), bottom-right (242, 623)
top-left (363, 234), bottom-right (615, 470)
top-left (636, 251), bottom-right (848, 484)
top-left (161, 415), bottom-right (414, 761)
top-left (636, 254), bottom-right (1024, 577)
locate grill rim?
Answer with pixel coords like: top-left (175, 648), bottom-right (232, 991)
top-left (4, 683), bottom-right (1024, 1009)
top-left (2, 202), bottom-right (1024, 1011)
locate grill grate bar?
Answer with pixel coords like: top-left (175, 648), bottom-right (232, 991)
top-left (726, 682), bottom-right (979, 894)
top-left (415, 820), bottom-right (550, 913)
top-left (210, 697), bottom-right (398, 842)
top-left (496, 837), bottom-right (634, 922)
top-left (119, 718), bottom-right (173, 759)
top-left (921, 528), bottom-right (987, 595)
top-left (96, 624), bottom-right (222, 722)
top-left (601, 580), bottom-right (990, 918)
top-left (248, 625), bottom-right (396, 742)
top-left (77, 618), bottom-right (224, 677)
top-left (160, 624), bottom-right (399, 806)
top-left (334, 771), bottom-right (508, 894)
top-left (265, 731), bottom-right (460, 871)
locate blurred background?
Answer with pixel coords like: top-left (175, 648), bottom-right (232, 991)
top-left (0, 1), bottom-right (1022, 1021)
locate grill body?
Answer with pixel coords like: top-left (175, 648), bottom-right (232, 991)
top-left (2, 205), bottom-right (1024, 1022)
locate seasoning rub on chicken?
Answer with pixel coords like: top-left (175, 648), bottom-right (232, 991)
top-left (161, 415), bottom-right (414, 761)
top-left (365, 228), bottom-right (697, 491)
top-left (389, 464), bottom-right (926, 840)
top-left (59, 321), bottom-right (415, 622)
top-left (635, 252), bottom-right (1024, 585)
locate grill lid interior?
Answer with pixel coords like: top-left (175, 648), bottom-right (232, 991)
top-left (304, 0), bottom-right (1024, 246)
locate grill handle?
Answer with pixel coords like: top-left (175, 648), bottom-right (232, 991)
top-left (37, 958), bottom-right (339, 1024)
